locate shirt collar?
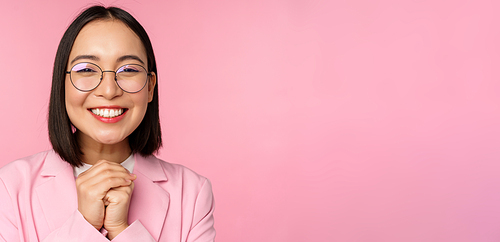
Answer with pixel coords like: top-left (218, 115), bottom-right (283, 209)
top-left (73, 154), bottom-right (135, 178)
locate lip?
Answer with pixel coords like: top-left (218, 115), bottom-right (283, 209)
top-left (88, 106), bottom-right (128, 123)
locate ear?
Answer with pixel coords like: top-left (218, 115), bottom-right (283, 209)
top-left (147, 72), bottom-right (157, 103)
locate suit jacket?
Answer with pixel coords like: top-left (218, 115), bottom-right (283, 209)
top-left (0, 150), bottom-right (215, 241)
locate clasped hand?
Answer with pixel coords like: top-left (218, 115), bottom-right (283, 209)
top-left (76, 160), bottom-right (136, 240)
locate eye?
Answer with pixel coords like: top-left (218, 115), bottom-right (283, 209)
top-left (72, 63), bottom-right (99, 73)
top-left (76, 68), bottom-right (97, 73)
top-left (121, 66), bottom-right (140, 72)
top-left (123, 68), bottom-right (139, 72)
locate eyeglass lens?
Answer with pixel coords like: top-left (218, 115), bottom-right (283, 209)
top-left (70, 62), bottom-right (148, 93)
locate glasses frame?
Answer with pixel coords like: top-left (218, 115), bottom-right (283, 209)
top-left (66, 62), bottom-right (152, 93)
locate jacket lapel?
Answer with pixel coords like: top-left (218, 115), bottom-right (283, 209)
top-left (128, 154), bottom-right (170, 241)
top-left (34, 151), bottom-right (78, 230)
top-left (33, 151), bottom-right (170, 240)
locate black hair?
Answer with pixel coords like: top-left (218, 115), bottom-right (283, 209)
top-left (48, 5), bottom-right (162, 167)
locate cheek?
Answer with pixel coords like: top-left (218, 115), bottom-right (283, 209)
top-left (130, 92), bottom-right (151, 123)
top-left (135, 94), bottom-right (150, 115)
top-left (65, 80), bottom-right (87, 116)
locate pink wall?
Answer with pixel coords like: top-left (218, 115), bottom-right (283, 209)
top-left (1, 0), bottom-right (499, 241)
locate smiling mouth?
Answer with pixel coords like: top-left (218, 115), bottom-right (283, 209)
top-left (90, 108), bottom-right (127, 118)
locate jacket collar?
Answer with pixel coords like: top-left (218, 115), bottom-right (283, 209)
top-left (35, 151), bottom-right (78, 231)
top-left (36, 150), bottom-right (170, 240)
top-left (39, 152), bottom-right (168, 181)
top-left (128, 153), bottom-right (170, 240)
top-left (39, 150), bottom-right (73, 177)
top-left (133, 153), bottom-right (168, 182)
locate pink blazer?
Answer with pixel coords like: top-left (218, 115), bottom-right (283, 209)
top-left (0, 150), bottom-right (215, 241)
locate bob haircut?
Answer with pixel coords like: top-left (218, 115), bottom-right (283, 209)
top-left (48, 5), bottom-right (162, 167)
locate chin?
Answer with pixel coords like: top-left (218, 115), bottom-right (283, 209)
top-left (93, 135), bottom-right (127, 145)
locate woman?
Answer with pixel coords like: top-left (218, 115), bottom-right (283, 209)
top-left (0, 5), bottom-right (215, 241)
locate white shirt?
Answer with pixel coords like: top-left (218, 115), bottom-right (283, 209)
top-left (73, 154), bottom-right (135, 178)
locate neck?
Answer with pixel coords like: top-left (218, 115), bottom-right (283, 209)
top-left (76, 131), bottom-right (132, 165)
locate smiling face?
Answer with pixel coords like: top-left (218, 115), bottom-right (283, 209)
top-left (65, 19), bottom-right (156, 148)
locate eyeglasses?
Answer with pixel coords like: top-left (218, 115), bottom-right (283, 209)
top-left (66, 62), bottom-right (151, 93)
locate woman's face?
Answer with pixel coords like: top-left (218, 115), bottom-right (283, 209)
top-left (65, 19), bottom-right (156, 146)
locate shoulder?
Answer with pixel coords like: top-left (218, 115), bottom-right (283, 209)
top-left (0, 150), bottom-right (49, 180)
top-left (162, 158), bottom-right (207, 181)
top-left (136, 154), bottom-right (211, 189)
top-left (0, 150), bottom-right (68, 188)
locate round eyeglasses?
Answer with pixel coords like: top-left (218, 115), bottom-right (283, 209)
top-left (66, 62), bottom-right (151, 93)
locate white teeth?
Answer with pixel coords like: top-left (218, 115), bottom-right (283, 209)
top-left (91, 108), bottom-right (124, 118)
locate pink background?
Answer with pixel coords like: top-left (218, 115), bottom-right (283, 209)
top-left (1, 0), bottom-right (500, 241)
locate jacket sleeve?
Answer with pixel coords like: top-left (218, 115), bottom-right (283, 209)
top-left (41, 211), bottom-right (110, 242)
top-left (110, 220), bottom-right (156, 242)
top-left (0, 178), bottom-right (21, 242)
top-left (0, 176), bottom-right (110, 242)
top-left (112, 177), bottom-right (215, 242)
top-left (186, 179), bottom-right (216, 242)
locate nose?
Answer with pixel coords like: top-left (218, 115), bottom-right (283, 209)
top-left (93, 71), bottom-right (123, 99)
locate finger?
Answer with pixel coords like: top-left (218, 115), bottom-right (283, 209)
top-left (84, 160), bottom-right (131, 176)
top-left (104, 185), bottom-right (134, 204)
top-left (76, 160), bottom-right (136, 198)
top-left (78, 161), bottom-right (135, 182)
top-left (105, 183), bottom-right (134, 196)
top-left (77, 173), bottom-right (134, 200)
top-left (88, 177), bottom-right (134, 196)
top-left (77, 169), bottom-right (135, 190)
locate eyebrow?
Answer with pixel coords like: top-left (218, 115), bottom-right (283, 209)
top-left (70, 55), bottom-right (99, 64)
top-left (117, 55), bottom-right (145, 65)
top-left (69, 55), bottom-right (145, 65)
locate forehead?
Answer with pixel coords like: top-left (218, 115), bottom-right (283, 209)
top-left (69, 19), bottom-right (147, 66)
